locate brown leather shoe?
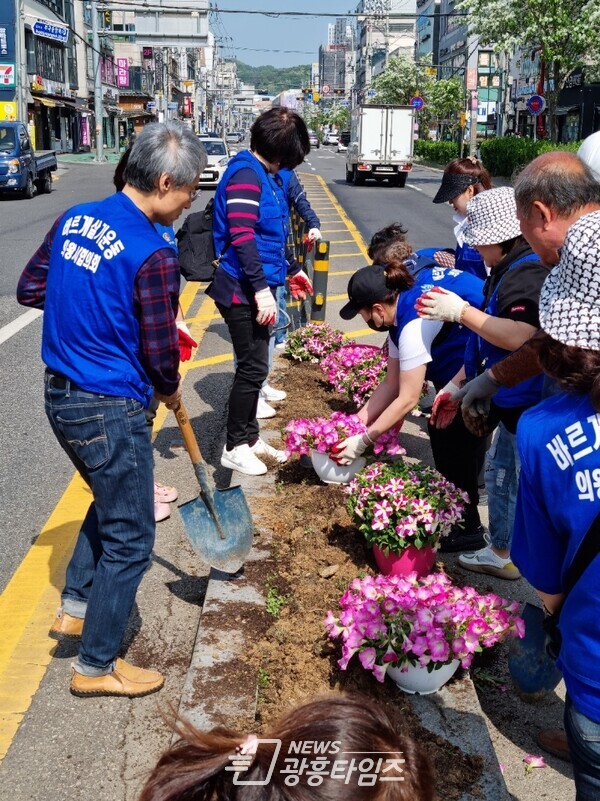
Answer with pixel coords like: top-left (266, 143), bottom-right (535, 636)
top-left (536, 728), bottom-right (571, 762)
top-left (70, 658), bottom-right (164, 698)
top-left (48, 609), bottom-right (84, 641)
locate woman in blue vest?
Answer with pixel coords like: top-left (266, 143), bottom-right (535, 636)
top-left (424, 156), bottom-right (492, 279)
top-left (512, 212), bottom-right (600, 798)
top-left (209, 108), bottom-right (312, 477)
top-left (416, 186), bottom-right (552, 572)
top-left (332, 239), bottom-right (486, 544)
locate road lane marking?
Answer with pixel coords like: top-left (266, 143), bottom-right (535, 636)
top-left (0, 285), bottom-right (213, 760)
top-left (0, 309), bottom-right (43, 346)
top-left (407, 183), bottom-right (424, 192)
top-left (312, 175), bottom-right (371, 261)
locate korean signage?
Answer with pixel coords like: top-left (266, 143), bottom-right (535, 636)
top-left (142, 47), bottom-right (153, 59)
top-left (32, 20), bottom-right (69, 44)
top-left (183, 96), bottom-right (192, 116)
top-left (0, 23), bottom-right (15, 61)
top-left (116, 58), bottom-right (129, 87)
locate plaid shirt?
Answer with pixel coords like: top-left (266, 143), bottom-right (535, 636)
top-left (17, 215), bottom-right (180, 396)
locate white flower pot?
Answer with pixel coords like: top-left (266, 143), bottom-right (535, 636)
top-left (387, 659), bottom-right (460, 695)
top-left (310, 450), bottom-right (366, 484)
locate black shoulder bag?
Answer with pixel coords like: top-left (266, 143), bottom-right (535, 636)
top-left (175, 197), bottom-right (230, 282)
top-left (544, 509), bottom-right (600, 660)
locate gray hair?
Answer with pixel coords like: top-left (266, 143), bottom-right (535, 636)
top-left (514, 151), bottom-right (600, 218)
top-left (123, 122), bottom-right (207, 191)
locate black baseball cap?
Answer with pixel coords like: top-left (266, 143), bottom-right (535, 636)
top-left (339, 264), bottom-right (389, 320)
top-left (432, 172), bottom-right (479, 204)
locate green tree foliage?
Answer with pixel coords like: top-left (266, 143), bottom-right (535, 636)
top-left (234, 60), bottom-right (312, 95)
top-left (370, 56), bottom-right (419, 104)
top-left (456, 0), bottom-right (600, 140)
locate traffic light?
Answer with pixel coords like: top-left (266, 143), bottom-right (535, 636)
top-left (333, 89), bottom-right (345, 95)
top-left (459, 112), bottom-right (467, 127)
top-left (103, 10), bottom-right (112, 27)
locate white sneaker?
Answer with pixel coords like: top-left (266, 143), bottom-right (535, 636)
top-left (458, 545), bottom-right (521, 580)
top-left (260, 384), bottom-right (287, 402)
top-left (256, 397), bottom-right (276, 419)
top-left (250, 437), bottom-right (288, 464)
top-left (221, 444), bottom-right (267, 476)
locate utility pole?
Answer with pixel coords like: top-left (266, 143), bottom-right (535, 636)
top-left (469, 88), bottom-right (478, 156)
top-left (14, 0), bottom-right (26, 121)
top-left (91, 0), bottom-right (105, 162)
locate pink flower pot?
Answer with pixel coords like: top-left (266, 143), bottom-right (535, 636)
top-left (372, 544), bottom-right (436, 578)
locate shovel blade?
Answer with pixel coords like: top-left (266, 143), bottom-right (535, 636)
top-left (178, 485), bottom-right (253, 574)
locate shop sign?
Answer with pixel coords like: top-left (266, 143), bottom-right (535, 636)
top-left (0, 63), bottom-right (15, 87)
top-left (116, 58), bottom-right (129, 87)
top-left (33, 20), bottom-right (69, 44)
top-left (0, 24), bottom-right (15, 61)
top-left (0, 100), bottom-right (17, 120)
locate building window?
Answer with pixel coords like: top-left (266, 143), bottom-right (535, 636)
top-left (37, 0), bottom-right (65, 19)
top-left (35, 37), bottom-right (65, 83)
top-left (25, 30), bottom-right (36, 73)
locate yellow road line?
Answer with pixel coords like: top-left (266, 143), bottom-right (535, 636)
top-left (313, 175), bottom-right (371, 261)
top-left (328, 239), bottom-right (355, 245)
top-left (329, 270), bottom-right (358, 276)
top-left (0, 285), bottom-right (212, 760)
top-left (185, 353), bottom-right (234, 371)
top-left (330, 252), bottom-right (365, 259)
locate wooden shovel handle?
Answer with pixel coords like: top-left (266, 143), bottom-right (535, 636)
top-left (173, 401), bottom-right (203, 466)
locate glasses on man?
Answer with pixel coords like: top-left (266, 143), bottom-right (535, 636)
top-left (189, 188), bottom-right (200, 202)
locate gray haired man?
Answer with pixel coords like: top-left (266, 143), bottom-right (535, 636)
top-left (17, 122), bottom-right (206, 698)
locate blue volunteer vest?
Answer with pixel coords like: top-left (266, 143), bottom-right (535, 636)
top-left (213, 150), bottom-right (288, 287)
top-left (389, 266), bottom-right (485, 387)
top-left (464, 252), bottom-right (544, 409)
top-left (43, 192), bottom-right (174, 406)
top-left (455, 241), bottom-right (487, 280)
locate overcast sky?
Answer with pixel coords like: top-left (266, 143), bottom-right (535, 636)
top-left (210, 1), bottom-right (356, 68)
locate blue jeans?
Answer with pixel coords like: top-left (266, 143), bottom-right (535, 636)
top-left (44, 373), bottom-right (155, 675)
top-left (274, 285), bottom-right (288, 346)
top-left (485, 422), bottom-right (520, 551)
top-left (565, 695), bottom-right (600, 800)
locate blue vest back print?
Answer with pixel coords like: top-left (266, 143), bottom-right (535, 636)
top-left (213, 151), bottom-right (288, 287)
top-left (390, 266), bottom-right (485, 386)
top-left (464, 252), bottom-right (544, 409)
top-left (43, 192), bottom-right (171, 406)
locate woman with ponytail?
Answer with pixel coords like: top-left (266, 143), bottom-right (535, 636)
top-left (333, 243), bottom-right (487, 552)
top-left (510, 211), bottom-right (600, 799)
top-left (139, 694), bottom-right (435, 801)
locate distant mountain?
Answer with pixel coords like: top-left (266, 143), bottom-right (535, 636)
top-left (234, 60), bottom-right (312, 95)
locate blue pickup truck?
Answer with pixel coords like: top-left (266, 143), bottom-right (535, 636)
top-left (0, 121), bottom-right (57, 199)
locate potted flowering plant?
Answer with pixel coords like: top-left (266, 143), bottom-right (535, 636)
top-left (345, 460), bottom-right (467, 576)
top-left (285, 322), bottom-right (345, 363)
top-left (321, 344), bottom-right (387, 406)
top-left (283, 412), bottom-right (405, 484)
top-left (325, 572), bottom-right (524, 693)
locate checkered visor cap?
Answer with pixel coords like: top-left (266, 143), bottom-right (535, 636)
top-left (539, 210), bottom-right (600, 351)
top-left (462, 186), bottom-right (522, 246)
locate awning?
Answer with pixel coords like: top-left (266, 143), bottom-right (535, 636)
top-left (554, 105), bottom-right (579, 116)
top-left (37, 97), bottom-right (64, 108)
top-left (120, 109), bottom-right (156, 119)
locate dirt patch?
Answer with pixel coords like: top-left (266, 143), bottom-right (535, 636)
top-left (224, 357), bottom-right (484, 799)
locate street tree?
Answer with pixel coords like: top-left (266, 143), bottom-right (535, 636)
top-left (370, 56), bottom-right (419, 104)
top-left (425, 77), bottom-right (465, 138)
top-left (456, 0), bottom-right (600, 140)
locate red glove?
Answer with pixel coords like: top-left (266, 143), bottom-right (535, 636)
top-left (429, 381), bottom-right (461, 429)
top-left (177, 322), bottom-right (198, 362)
top-left (289, 269), bottom-right (313, 300)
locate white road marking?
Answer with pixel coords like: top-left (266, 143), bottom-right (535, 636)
top-left (406, 183), bottom-right (424, 192)
top-left (0, 309), bottom-right (43, 345)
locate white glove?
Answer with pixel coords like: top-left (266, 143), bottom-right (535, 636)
top-left (429, 381), bottom-right (461, 429)
top-left (308, 228), bottom-right (322, 241)
top-left (330, 433), bottom-right (369, 465)
top-left (456, 370), bottom-right (501, 417)
top-left (415, 287), bottom-right (470, 323)
top-left (255, 288), bottom-right (277, 326)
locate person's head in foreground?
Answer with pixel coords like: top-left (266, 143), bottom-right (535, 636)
top-left (250, 107), bottom-right (310, 173)
top-left (121, 121), bottom-right (207, 228)
top-left (138, 694), bottom-right (435, 801)
top-left (532, 209), bottom-right (600, 408)
top-left (368, 222), bottom-right (410, 262)
top-left (432, 156), bottom-right (492, 216)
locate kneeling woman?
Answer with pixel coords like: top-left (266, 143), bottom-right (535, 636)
top-left (333, 248), bottom-right (486, 549)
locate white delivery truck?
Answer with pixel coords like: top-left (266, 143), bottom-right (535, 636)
top-left (345, 104), bottom-right (414, 187)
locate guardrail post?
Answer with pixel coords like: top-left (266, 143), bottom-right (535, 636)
top-left (309, 239), bottom-right (330, 323)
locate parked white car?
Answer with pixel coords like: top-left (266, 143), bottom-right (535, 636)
top-left (197, 137), bottom-right (230, 188)
top-left (324, 133), bottom-right (339, 146)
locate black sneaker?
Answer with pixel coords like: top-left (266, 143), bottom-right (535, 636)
top-left (439, 525), bottom-right (487, 554)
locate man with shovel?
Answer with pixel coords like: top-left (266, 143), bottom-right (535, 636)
top-left (17, 122), bottom-right (206, 698)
